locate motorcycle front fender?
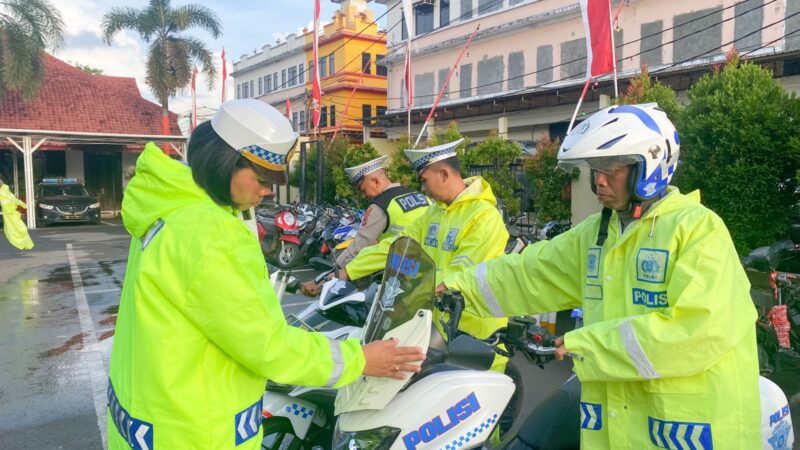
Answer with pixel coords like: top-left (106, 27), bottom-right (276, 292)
top-left (280, 234), bottom-right (301, 245)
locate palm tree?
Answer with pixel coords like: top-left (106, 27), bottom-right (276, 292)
top-left (0, 0), bottom-right (64, 100)
top-left (101, 0), bottom-right (222, 135)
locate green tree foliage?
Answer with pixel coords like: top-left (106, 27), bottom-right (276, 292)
top-left (0, 0), bottom-right (64, 101)
top-left (523, 138), bottom-right (572, 222)
top-left (102, 0), bottom-right (221, 134)
top-left (290, 137), bottom-right (379, 206)
top-left (616, 65), bottom-right (683, 122)
top-left (461, 132), bottom-right (523, 216)
top-left (674, 55), bottom-right (800, 254)
top-left (74, 63), bottom-right (104, 75)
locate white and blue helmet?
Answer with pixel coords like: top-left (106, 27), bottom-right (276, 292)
top-left (557, 103), bottom-right (680, 201)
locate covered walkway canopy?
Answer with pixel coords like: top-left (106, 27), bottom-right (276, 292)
top-left (0, 54), bottom-right (187, 229)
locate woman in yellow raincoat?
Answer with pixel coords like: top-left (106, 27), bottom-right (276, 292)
top-left (0, 179), bottom-right (33, 250)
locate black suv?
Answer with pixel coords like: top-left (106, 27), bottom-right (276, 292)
top-left (36, 179), bottom-right (101, 226)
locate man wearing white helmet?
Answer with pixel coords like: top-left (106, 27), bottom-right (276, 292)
top-left (300, 155), bottom-right (429, 296)
top-left (439, 104), bottom-right (761, 449)
top-left (107, 99), bottom-right (424, 450)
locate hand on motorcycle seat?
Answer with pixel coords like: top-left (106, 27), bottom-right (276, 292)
top-left (300, 280), bottom-right (322, 297)
top-left (362, 338), bottom-right (426, 380)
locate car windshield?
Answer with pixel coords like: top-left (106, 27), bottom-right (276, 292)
top-left (40, 185), bottom-right (88, 197)
top-left (362, 237), bottom-right (436, 344)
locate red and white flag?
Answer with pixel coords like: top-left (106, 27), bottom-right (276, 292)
top-left (286, 96), bottom-right (292, 118)
top-left (404, 42), bottom-right (413, 108)
top-left (311, 0), bottom-right (322, 129)
top-left (191, 66), bottom-right (199, 131)
top-left (579, 0), bottom-right (614, 78)
top-left (220, 47), bottom-right (228, 103)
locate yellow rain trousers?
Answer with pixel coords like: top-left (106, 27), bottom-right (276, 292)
top-left (444, 187), bottom-right (761, 449)
top-left (108, 143), bottom-right (365, 450)
top-left (0, 184), bottom-right (33, 250)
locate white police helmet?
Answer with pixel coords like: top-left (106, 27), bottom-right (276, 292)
top-left (558, 103), bottom-right (680, 201)
top-left (211, 99), bottom-right (299, 174)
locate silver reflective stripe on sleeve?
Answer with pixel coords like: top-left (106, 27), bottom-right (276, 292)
top-left (619, 320), bottom-right (661, 379)
top-left (324, 337), bottom-right (345, 387)
top-left (476, 262), bottom-right (505, 317)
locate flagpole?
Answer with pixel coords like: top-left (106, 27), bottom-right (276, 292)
top-left (220, 47), bottom-right (227, 105)
top-left (609, 0), bottom-right (619, 97)
top-left (332, 67), bottom-right (366, 141)
top-left (402, 0), bottom-right (414, 141)
top-left (568, 78), bottom-right (592, 133)
top-left (413, 25), bottom-right (479, 149)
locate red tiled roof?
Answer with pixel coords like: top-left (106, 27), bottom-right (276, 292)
top-left (0, 53), bottom-right (181, 136)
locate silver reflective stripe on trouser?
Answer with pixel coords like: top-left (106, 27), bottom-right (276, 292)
top-left (324, 337), bottom-right (345, 387)
top-left (476, 263), bottom-right (505, 317)
top-left (619, 320), bottom-right (661, 379)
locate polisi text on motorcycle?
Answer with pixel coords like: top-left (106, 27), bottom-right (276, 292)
top-left (389, 253), bottom-right (421, 279)
top-left (401, 392), bottom-right (482, 450)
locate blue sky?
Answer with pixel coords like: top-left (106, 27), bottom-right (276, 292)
top-left (50, 0), bottom-right (386, 114)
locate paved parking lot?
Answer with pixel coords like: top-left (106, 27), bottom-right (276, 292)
top-left (2, 222), bottom-right (793, 449)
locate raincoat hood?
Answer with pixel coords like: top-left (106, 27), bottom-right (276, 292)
top-left (122, 143), bottom-right (222, 238)
top-left (443, 176), bottom-right (497, 211)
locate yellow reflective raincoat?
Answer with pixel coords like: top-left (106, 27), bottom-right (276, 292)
top-left (346, 176), bottom-right (508, 353)
top-left (0, 184), bottom-right (33, 250)
top-left (108, 143), bottom-right (365, 450)
top-left (444, 187), bottom-right (761, 449)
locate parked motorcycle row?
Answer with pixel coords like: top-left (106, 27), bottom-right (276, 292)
top-left (256, 202), bottom-right (363, 269)
top-left (741, 220), bottom-right (800, 377)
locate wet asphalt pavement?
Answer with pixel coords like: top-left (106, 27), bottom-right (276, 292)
top-left (0, 221), bottom-right (796, 449)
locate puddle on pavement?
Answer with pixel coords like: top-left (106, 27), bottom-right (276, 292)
top-left (40, 332), bottom-right (87, 358)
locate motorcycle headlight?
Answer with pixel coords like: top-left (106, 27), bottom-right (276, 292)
top-left (284, 213), bottom-right (296, 226)
top-left (39, 203), bottom-right (54, 210)
top-left (88, 203), bottom-right (100, 209)
top-left (333, 424), bottom-right (400, 450)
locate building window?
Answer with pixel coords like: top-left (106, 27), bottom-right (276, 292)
top-left (461, 0), bottom-right (473, 20)
top-left (273, 72), bottom-right (278, 89)
top-left (258, 77), bottom-right (263, 95)
top-left (281, 69), bottom-right (287, 88)
top-left (362, 104), bottom-right (372, 125)
top-left (376, 55), bottom-right (387, 76)
top-left (299, 63), bottom-right (305, 84)
top-left (329, 53), bottom-right (335, 75)
top-left (362, 52), bottom-right (371, 74)
top-left (401, 12), bottom-right (408, 39)
top-left (249, 80), bottom-right (254, 98)
top-left (308, 60), bottom-right (314, 80)
top-left (292, 112), bottom-right (298, 130)
top-left (299, 110), bottom-right (306, 131)
top-left (320, 106), bottom-right (328, 128)
top-left (376, 105), bottom-right (387, 119)
top-left (319, 57), bottom-right (327, 77)
top-left (415, 3), bottom-right (434, 35)
top-left (440, 0), bottom-right (450, 27)
top-left (330, 105), bottom-right (336, 127)
top-left (288, 66), bottom-right (297, 87)
top-left (236, 84), bottom-right (241, 99)
top-left (266, 74), bottom-right (272, 93)
top-left (242, 82), bottom-right (248, 98)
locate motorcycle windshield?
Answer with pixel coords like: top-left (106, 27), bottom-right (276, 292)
top-left (362, 237), bottom-right (436, 344)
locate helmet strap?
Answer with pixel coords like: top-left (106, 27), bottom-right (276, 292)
top-left (631, 201), bottom-right (643, 219)
top-left (596, 207), bottom-right (613, 246)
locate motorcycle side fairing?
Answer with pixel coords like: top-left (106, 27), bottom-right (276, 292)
top-left (262, 392), bottom-right (318, 439)
top-left (337, 371), bottom-right (515, 450)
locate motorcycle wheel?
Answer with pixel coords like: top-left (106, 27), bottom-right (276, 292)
top-left (277, 242), bottom-right (300, 269)
top-left (262, 417), bottom-right (309, 450)
top-left (758, 343), bottom-right (774, 376)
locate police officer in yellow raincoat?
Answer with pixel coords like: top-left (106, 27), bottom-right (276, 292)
top-left (0, 179), bottom-right (33, 250)
top-left (441, 104), bottom-right (760, 449)
top-left (107, 100), bottom-right (424, 450)
top-left (340, 139), bottom-right (509, 366)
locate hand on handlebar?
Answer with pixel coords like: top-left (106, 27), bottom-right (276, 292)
top-left (554, 335), bottom-right (568, 361)
top-left (435, 282), bottom-right (447, 297)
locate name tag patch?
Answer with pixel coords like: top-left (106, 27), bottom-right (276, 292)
top-left (424, 223), bottom-right (439, 248)
top-left (584, 284), bottom-right (603, 301)
top-left (636, 249), bottom-right (669, 284)
top-left (442, 228), bottom-right (459, 252)
top-left (587, 248), bottom-right (601, 278)
top-left (632, 288), bottom-right (668, 308)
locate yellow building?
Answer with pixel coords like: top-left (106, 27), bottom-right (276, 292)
top-left (305, 0), bottom-right (388, 140)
